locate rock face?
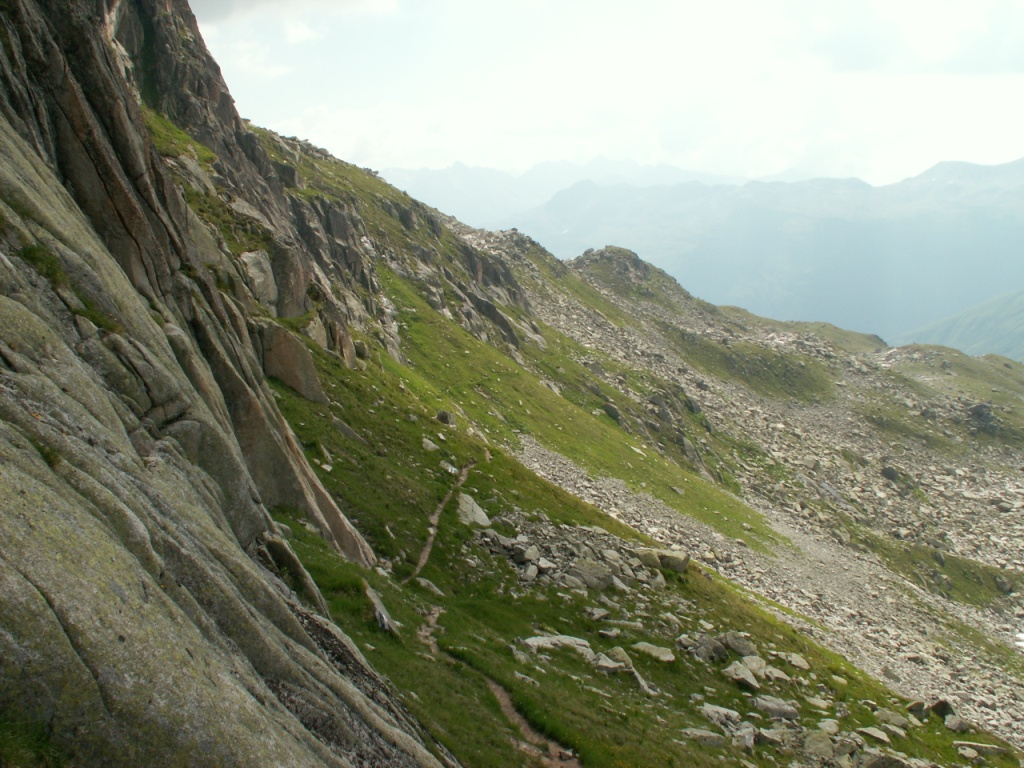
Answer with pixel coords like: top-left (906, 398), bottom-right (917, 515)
top-left (0, 1), bottom-right (446, 765)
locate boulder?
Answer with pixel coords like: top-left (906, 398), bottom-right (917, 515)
top-left (754, 696), bottom-right (799, 720)
top-left (567, 558), bottom-right (615, 590)
top-left (632, 642), bottom-right (675, 663)
top-left (680, 728), bottom-right (727, 748)
top-left (259, 323), bottom-right (328, 403)
top-left (723, 660), bottom-right (760, 690)
top-left (457, 493), bottom-right (491, 526)
top-left (803, 730), bottom-right (834, 760)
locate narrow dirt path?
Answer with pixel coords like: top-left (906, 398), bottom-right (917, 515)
top-left (485, 679), bottom-right (581, 768)
top-left (404, 462), bottom-right (475, 583)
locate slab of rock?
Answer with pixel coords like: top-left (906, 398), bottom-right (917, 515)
top-left (691, 635), bottom-right (729, 663)
top-left (754, 696), bottom-right (799, 720)
top-left (632, 642), bottom-right (675, 663)
top-left (722, 631), bottom-right (758, 657)
top-left (701, 703), bottom-right (741, 729)
top-left (567, 558), bottom-right (614, 590)
top-left (680, 728), bottom-right (727, 748)
top-left (723, 660), bottom-right (760, 690)
top-left (818, 719), bottom-right (840, 735)
top-left (592, 653), bottom-right (626, 673)
top-left (857, 727), bottom-right (892, 745)
top-left (953, 741), bottom-right (1006, 757)
top-left (944, 714), bottom-right (970, 733)
top-left (764, 666), bottom-right (791, 683)
top-left (634, 547), bottom-right (690, 573)
top-left (875, 708), bottom-right (910, 729)
top-left (259, 324), bottom-right (328, 404)
top-left (741, 655), bottom-right (768, 678)
top-left (785, 652), bottom-right (810, 670)
top-left (803, 730), bottom-right (834, 760)
top-left (523, 634), bottom-right (594, 662)
top-left (457, 493), bottom-right (491, 526)
top-left (605, 646), bottom-right (634, 669)
top-left (365, 582), bottom-right (401, 635)
top-left (859, 753), bottom-right (913, 768)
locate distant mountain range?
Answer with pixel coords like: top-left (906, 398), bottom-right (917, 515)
top-left (506, 159), bottom-right (1024, 341)
top-left (381, 158), bottom-right (746, 229)
top-left (897, 289), bottom-right (1024, 361)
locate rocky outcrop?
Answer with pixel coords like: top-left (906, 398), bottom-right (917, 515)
top-left (0, 0), bottom-right (448, 764)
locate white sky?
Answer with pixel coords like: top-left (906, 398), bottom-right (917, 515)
top-left (190, 0), bottom-right (1024, 184)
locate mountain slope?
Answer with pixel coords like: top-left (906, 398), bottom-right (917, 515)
top-left (506, 162), bottom-right (1024, 340)
top-left (897, 289), bottom-right (1024, 361)
top-left (0, 1), bottom-right (1022, 767)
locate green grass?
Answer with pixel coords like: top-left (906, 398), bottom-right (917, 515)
top-left (377, 267), bottom-right (778, 549)
top-left (17, 245), bottom-right (66, 287)
top-left (271, 497), bottom-right (1020, 768)
top-left (854, 529), bottom-right (1017, 607)
top-left (142, 106), bottom-right (216, 165)
top-left (656, 322), bottom-right (834, 403)
top-left (0, 720), bottom-right (66, 768)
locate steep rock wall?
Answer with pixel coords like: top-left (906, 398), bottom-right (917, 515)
top-left (0, 0), bottom-right (449, 764)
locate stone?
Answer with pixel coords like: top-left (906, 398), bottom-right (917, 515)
top-left (605, 646), bottom-right (634, 669)
top-left (859, 754), bottom-right (912, 768)
top-left (875, 708), bottom-right (910, 729)
top-left (632, 642), bottom-right (675, 663)
top-left (818, 719), bottom-right (840, 735)
top-left (422, 436), bottom-right (440, 451)
top-left (567, 558), bottom-right (615, 590)
top-left (754, 696), bottom-right (799, 720)
top-left (944, 714), bottom-right (970, 733)
top-left (722, 631), bottom-right (758, 657)
top-left (365, 582), bottom-right (401, 635)
top-left (732, 722), bottom-right (757, 751)
top-left (415, 577), bottom-right (445, 596)
top-left (857, 727), bottom-right (892, 745)
top-left (523, 635), bottom-right (594, 662)
top-left (239, 250), bottom-right (278, 307)
top-left (634, 547), bottom-right (690, 573)
top-left (692, 635), bottom-right (729, 663)
top-left (592, 653), bottom-right (626, 673)
top-left (536, 557), bottom-right (558, 573)
top-left (456, 493), bottom-right (491, 526)
top-left (436, 410), bottom-right (457, 426)
top-left (259, 324), bottom-right (328, 404)
top-left (785, 652), bottom-right (810, 670)
top-left (953, 741), bottom-right (1006, 756)
top-left (660, 551), bottom-right (690, 573)
top-left (701, 703), bottom-right (741, 729)
top-left (723, 660), bottom-right (760, 690)
top-left (680, 728), bottom-right (727, 748)
top-left (741, 655), bottom-right (768, 678)
top-left (803, 730), bottom-right (834, 760)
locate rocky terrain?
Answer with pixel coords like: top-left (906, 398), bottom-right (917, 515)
top-left (0, 1), bottom-right (1021, 767)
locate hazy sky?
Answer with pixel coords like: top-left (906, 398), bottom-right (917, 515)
top-left (191, 0), bottom-right (1024, 184)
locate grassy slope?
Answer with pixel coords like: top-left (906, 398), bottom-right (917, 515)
top-left (270, 325), bottom-right (1017, 768)
top-left (148, 112), bottom-right (1021, 766)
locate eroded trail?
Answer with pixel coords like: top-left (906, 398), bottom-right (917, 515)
top-left (405, 462), bottom-right (475, 583)
top-left (485, 679), bottom-right (581, 768)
